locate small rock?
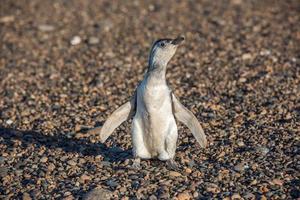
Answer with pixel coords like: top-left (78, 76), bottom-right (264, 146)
top-left (60, 156), bottom-right (68, 162)
top-left (75, 124), bottom-right (82, 132)
top-left (88, 37), bottom-right (99, 45)
top-left (256, 147), bottom-right (269, 156)
top-left (177, 192), bottom-right (191, 200)
top-left (0, 15), bottom-right (14, 23)
top-left (217, 151), bottom-right (225, 159)
top-left (231, 193), bottom-right (242, 199)
top-left (185, 168), bottom-right (192, 174)
top-left (231, 0), bottom-right (242, 5)
top-left (67, 160), bottom-right (77, 166)
top-left (101, 161), bottom-right (111, 167)
top-left (38, 24), bottom-right (54, 32)
top-left (149, 195), bottom-right (157, 200)
top-left (100, 19), bottom-right (113, 32)
top-left (169, 171), bottom-right (181, 177)
top-left (0, 167), bottom-right (8, 177)
top-left (40, 157), bottom-right (48, 163)
top-left (206, 183), bottom-right (220, 194)
top-left (129, 175), bottom-right (139, 180)
top-left (259, 185), bottom-right (269, 193)
top-left (84, 187), bottom-right (112, 200)
top-left (188, 160), bottom-right (195, 168)
top-left (237, 141), bottom-right (245, 147)
top-left (260, 49), bottom-right (271, 56)
top-left (260, 195), bottom-right (267, 200)
top-left (64, 191), bottom-right (72, 196)
top-left (6, 119), bottom-right (13, 125)
top-left (242, 53), bottom-right (252, 60)
top-left (234, 163), bottom-right (245, 172)
top-left (193, 191), bottom-right (199, 198)
top-left (244, 193), bottom-right (256, 200)
top-left (159, 191), bottom-right (170, 199)
top-left (106, 179), bottom-right (118, 188)
top-left (271, 179), bottom-right (283, 186)
top-left (0, 157), bottom-right (5, 164)
top-left (119, 187), bottom-right (126, 193)
top-left (63, 195), bottom-right (74, 200)
top-left (71, 36), bottom-right (81, 45)
top-left (80, 174), bottom-right (91, 183)
top-left (238, 77), bottom-right (247, 83)
top-left (250, 179), bottom-right (258, 185)
top-left (22, 193), bottom-right (32, 200)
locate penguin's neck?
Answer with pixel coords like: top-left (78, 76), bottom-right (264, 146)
top-left (146, 62), bottom-right (167, 84)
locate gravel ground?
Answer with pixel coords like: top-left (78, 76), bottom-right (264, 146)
top-left (0, 0), bottom-right (299, 199)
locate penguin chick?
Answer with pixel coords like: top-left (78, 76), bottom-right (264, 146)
top-left (88, 36), bottom-right (207, 168)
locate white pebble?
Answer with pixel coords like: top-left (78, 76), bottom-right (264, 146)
top-left (6, 119), bottom-right (13, 125)
top-left (38, 24), bottom-right (55, 32)
top-left (70, 36), bottom-right (81, 45)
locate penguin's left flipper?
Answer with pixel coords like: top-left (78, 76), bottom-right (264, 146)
top-left (171, 93), bottom-right (207, 148)
top-left (88, 92), bottom-right (136, 143)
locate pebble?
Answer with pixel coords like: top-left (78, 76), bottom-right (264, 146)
top-left (271, 178), bottom-right (283, 186)
top-left (177, 192), bottom-right (191, 200)
top-left (38, 24), bottom-right (55, 32)
top-left (106, 179), bottom-right (118, 188)
top-left (256, 147), bottom-right (270, 156)
top-left (260, 195), bottom-right (267, 200)
top-left (84, 187), bottom-right (112, 200)
top-left (0, 157), bottom-right (5, 164)
top-left (242, 53), bottom-right (252, 60)
top-left (6, 119), bottom-right (13, 125)
top-left (234, 163), bottom-right (246, 172)
top-left (63, 195), bottom-right (74, 200)
top-left (206, 183), bottom-right (220, 194)
top-left (88, 37), bottom-right (100, 45)
top-left (70, 36), bottom-right (81, 45)
top-left (0, 15), bottom-right (14, 23)
top-left (80, 174), bottom-right (91, 183)
top-left (231, 193), bottom-right (242, 199)
top-left (22, 193), bottom-right (32, 200)
top-left (259, 185), bottom-right (269, 193)
top-left (149, 195), bottom-right (157, 200)
top-left (169, 171), bottom-right (181, 177)
top-left (119, 187), bottom-right (126, 193)
top-left (237, 141), bottom-right (245, 147)
top-left (185, 168), bottom-right (192, 174)
top-left (67, 160), bottom-right (77, 166)
top-left (244, 193), bottom-right (255, 200)
top-left (0, 167), bottom-right (8, 177)
top-left (193, 191), bottom-right (199, 198)
top-left (40, 157), bottom-right (48, 163)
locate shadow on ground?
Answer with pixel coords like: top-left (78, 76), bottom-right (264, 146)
top-left (0, 126), bottom-right (132, 162)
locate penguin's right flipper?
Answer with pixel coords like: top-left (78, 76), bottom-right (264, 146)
top-left (88, 92), bottom-right (136, 143)
top-left (171, 93), bottom-right (207, 148)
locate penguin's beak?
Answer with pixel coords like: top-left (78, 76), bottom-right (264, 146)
top-left (171, 36), bottom-right (185, 45)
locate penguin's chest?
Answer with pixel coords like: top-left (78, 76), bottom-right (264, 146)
top-left (142, 84), bottom-right (173, 114)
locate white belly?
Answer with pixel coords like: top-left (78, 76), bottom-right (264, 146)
top-left (131, 80), bottom-right (178, 159)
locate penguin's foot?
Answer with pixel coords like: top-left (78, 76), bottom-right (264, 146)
top-left (130, 158), bottom-right (141, 170)
top-left (166, 159), bottom-right (179, 171)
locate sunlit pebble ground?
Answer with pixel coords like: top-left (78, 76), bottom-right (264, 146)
top-left (0, 0), bottom-right (299, 199)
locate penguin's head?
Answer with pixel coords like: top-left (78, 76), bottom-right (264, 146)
top-left (149, 36), bottom-right (185, 68)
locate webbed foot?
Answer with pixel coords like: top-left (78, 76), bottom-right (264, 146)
top-left (166, 159), bottom-right (179, 171)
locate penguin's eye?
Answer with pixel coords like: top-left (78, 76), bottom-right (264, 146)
top-left (160, 42), bottom-right (165, 48)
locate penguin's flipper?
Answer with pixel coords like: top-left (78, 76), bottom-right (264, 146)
top-left (88, 93), bottom-right (136, 143)
top-left (171, 93), bottom-right (207, 148)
